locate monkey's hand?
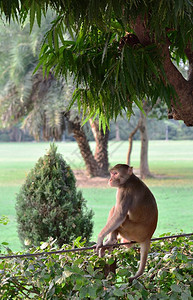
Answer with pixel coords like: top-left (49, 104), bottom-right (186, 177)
top-left (95, 236), bottom-right (104, 256)
top-left (99, 238), bottom-right (118, 257)
top-left (96, 237), bottom-right (118, 257)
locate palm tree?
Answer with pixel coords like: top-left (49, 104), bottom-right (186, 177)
top-left (0, 13), bottom-right (61, 140)
top-left (0, 17), bottom-right (109, 177)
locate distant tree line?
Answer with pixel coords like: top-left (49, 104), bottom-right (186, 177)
top-left (1, 117), bottom-right (193, 143)
top-left (109, 118), bottom-right (193, 141)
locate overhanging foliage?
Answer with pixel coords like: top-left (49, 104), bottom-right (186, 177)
top-left (1, 0), bottom-right (193, 126)
top-left (36, 27), bottom-right (177, 127)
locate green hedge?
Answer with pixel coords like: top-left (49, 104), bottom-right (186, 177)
top-left (0, 235), bottom-right (192, 299)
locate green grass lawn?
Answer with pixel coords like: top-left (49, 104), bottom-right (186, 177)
top-left (0, 141), bottom-right (193, 252)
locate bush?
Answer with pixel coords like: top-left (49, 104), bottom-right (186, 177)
top-left (15, 144), bottom-right (94, 248)
top-left (0, 235), bottom-right (192, 299)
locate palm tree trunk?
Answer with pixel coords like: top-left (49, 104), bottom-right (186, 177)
top-left (70, 120), bottom-right (100, 177)
top-left (89, 119), bottom-right (109, 177)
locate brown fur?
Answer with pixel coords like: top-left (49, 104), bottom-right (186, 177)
top-left (96, 164), bottom-right (158, 281)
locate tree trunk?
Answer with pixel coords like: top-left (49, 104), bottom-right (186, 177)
top-left (65, 111), bottom-right (109, 178)
top-left (89, 119), bottom-right (109, 177)
top-left (133, 17), bottom-right (193, 126)
top-left (138, 111), bottom-right (151, 179)
top-left (126, 123), bottom-right (140, 165)
top-left (70, 120), bottom-right (100, 177)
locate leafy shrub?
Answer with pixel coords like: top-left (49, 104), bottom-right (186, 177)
top-left (0, 235), bottom-right (192, 299)
top-left (15, 144), bottom-right (93, 248)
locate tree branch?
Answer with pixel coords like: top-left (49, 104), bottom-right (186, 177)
top-left (132, 16), bottom-right (151, 46)
top-left (161, 40), bottom-right (193, 125)
top-left (133, 16), bottom-right (193, 126)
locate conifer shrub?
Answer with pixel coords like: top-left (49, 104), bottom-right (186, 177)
top-left (16, 144), bottom-right (94, 247)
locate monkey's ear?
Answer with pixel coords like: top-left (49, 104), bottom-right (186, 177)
top-left (128, 166), bottom-right (133, 175)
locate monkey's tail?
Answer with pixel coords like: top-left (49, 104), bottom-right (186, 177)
top-left (129, 239), bottom-right (150, 282)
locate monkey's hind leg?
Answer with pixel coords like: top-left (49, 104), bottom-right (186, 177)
top-left (129, 239), bottom-right (151, 282)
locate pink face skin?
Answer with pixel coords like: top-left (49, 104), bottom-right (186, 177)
top-left (108, 166), bottom-right (133, 187)
top-left (108, 170), bottom-right (120, 187)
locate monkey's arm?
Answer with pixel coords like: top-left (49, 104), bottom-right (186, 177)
top-left (96, 197), bottom-right (130, 251)
top-left (98, 210), bottom-right (126, 241)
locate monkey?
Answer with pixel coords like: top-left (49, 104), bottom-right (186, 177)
top-left (95, 164), bottom-right (158, 281)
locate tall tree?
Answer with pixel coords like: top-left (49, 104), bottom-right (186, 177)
top-left (1, 0), bottom-right (192, 126)
top-left (0, 14), bottom-right (65, 141)
top-left (0, 17), bottom-right (109, 177)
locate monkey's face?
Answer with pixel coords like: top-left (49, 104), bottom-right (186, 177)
top-left (108, 164), bottom-right (133, 187)
top-left (108, 170), bottom-right (128, 187)
top-left (108, 170), bottom-right (121, 187)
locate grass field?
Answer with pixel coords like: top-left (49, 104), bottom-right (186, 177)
top-left (0, 140), bottom-right (193, 252)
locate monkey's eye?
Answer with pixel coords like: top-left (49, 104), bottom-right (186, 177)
top-left (112, 171), bottom-right (118, 176)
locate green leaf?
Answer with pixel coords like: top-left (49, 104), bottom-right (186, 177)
top-left (30, 0), bottom-right (35, 33)
top-left (107, 258), bottom-right (115, 265)
top-left (113, 288), bottom-right (124, 297)
top-left (117, 268), bottom-right (129, 276)
top-left (54, 29), bottom-right (59, 52)
top-left (58, 23), bottom-right (65, 44)
top-left (1, 242), bottom-right (9, 245)
top-left (177, 253), bottom-right (188, 262)
top-left (127, 296), bottom-right (135, 300)
top-left (48, 31), bottom-right (53, 49)
top-left (88, 285), bottom-right (98, 298)
top-left (171, 284), bottom-right (182, 293)
top-left (79, 286), bottom-right (89, 299)
top-left (36, 3), bottom-right (41, 27)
